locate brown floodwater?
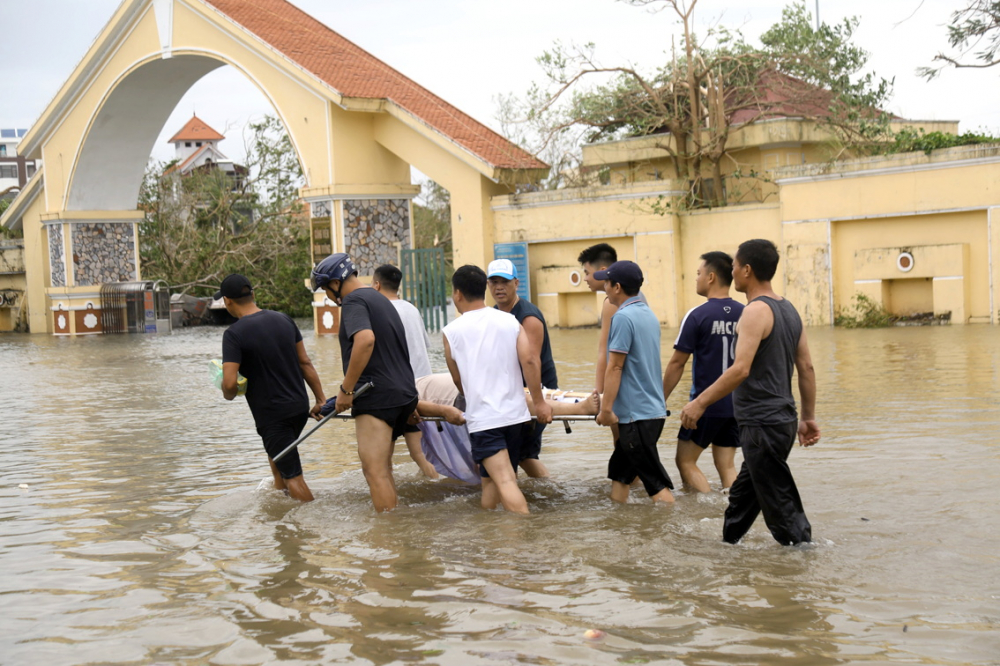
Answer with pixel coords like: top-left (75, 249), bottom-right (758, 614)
top-left (1, 323), bottom-right (998, 665)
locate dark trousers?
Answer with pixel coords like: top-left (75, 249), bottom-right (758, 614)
top-left (723, 421), bottom-right (812, 545)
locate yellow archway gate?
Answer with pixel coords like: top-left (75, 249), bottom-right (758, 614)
top-left (1, 0), bottom-right (546, 334)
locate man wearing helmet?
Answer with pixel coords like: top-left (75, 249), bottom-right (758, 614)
top-left (312, 253), bottom-right (420, 512)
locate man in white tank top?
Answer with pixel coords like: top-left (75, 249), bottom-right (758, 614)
top-left (442, 265), bottom-right (553, 514)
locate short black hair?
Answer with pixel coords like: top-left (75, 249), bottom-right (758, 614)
top-left (578, 243), bottom-right (617, 268)
top-left (452, 265), bottom-right (487, 301)
top-left (373, 264), bottom-right (402, 292)
top-left (736, 239), bottom-right (780, 282)
top-left (231, 293), bottom-right (254, 306)
top-left (700, 251), bottom-right (734, 287)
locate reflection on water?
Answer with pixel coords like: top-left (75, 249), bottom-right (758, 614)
top-left (1, 324), bottom-right (999, 664)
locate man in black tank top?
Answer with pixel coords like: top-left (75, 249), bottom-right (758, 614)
top-left (487, 259), bottom-right (558, 478)
top-left (679, 240), bottom-right (820, 546)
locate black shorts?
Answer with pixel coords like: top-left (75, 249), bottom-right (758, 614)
top-left (520, 421), bottom-right (544, 460)
top-left (353, 397), bottom-right (419, 441)
top-left (677, 416), bottom-right (739, 449)
top-left (469, 421), bottom-right (531, 478)
top-left (607, 418), bottom-right (674, 496)
top-left (258, 411), bottom-right (310, 479)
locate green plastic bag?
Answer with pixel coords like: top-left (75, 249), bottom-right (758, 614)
top-left (210, 359), bottom-right (248, 396)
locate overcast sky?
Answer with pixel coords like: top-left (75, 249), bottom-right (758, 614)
top-left (2, 0), bottom-right (998, 166)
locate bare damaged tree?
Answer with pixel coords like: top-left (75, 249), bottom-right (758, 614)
top-left (139, 116), bottom-right (311, 315)
top-left (920, 1), bottom-right (1000, 79)
top-left (503, 0), bottom-right (892, 208)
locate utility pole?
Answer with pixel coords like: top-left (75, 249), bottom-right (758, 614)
top-left (815, 0), bottom-right (820, 30)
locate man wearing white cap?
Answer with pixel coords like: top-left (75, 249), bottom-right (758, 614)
top-left (486, 258), bottom-right (558, 478)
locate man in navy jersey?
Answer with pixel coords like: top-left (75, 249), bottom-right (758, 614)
top-left (663, 252), bottom-right (744, 492)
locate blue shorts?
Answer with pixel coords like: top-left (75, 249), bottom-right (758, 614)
top-left (520, 421), bottom-right (544, 460)
top-left (469, 422), bottom-right (531, 478)
top-left (677, 416), bottom-right (739, 449)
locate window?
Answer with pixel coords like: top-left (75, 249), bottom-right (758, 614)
top-left (185, 142), bottom-right (192, 147)
top-left (196, 142), bottom-right (202, 147)
top-left (0, 145), bottom-right (6, 157)
top-left (0, 165), bottom-right (17, 179)
top-left (26, 164), bottom-right (36, 178)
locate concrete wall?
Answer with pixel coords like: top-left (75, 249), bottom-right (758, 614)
top-left (491, 146), bottom-right (1000, 328)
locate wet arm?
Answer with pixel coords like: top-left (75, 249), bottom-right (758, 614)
top-left (795, 330), bottom-right (820, 446)
top-left (598, 351), bottom-right (626, 425)
top-left (662, 350), bottom-right (691, 402)
top-left (443, 334), bottom-right (464, 396)
top-left (222, 362), bottom-right (240, 401)
top-left (342, 329), bottom-right (374, 392)
top-left (517, 326), bottom-right (552, 423)
top-left (795, 331), bottom-right (817, 421)
top-left (595, 298), bottom-right (616, 392)
top-left (296, 341), bottom-right (327, 417)
top-left (521, 315), bottom-right (545, 372)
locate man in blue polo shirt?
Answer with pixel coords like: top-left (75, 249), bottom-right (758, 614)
top-left (595, 261), bottom-right (675, 504)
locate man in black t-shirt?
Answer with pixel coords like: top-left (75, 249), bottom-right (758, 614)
top-left (311, 253), bottom-right (419, 512)
top-left (218, 274), bottom-right (328, 502)
top-left (486, 258), bottom-right (558, 478)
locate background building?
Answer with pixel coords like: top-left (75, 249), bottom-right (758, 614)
top-left (0, 128), bottom-right (37, 200)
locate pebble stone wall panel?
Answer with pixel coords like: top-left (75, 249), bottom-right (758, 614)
top-left (343, 199), bottom-right (410, 276)
top-left (72, 223), bottom-right (137, 286)
top-left (48, 225), bottom-right (66, 287)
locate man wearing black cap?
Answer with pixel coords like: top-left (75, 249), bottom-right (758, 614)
top-left (311, 253), bottom-right (419, 513)
top-left (594, 261), bottom-right (675, 504)
top-left (217, 274), bottom-right (328, 502)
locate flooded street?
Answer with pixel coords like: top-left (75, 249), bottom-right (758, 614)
top-left (1, 323), bottom-right (998, 665)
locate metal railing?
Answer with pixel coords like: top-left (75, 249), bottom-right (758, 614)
top-left (99, 281), bottom-right (171, 334)
top-left (401, 247), bottom-right (448, 332)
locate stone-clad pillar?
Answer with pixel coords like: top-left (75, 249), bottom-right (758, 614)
top-left (40, 211), bottom-right (142, 335)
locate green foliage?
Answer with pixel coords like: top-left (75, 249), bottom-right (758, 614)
top-left (759, 2), bottom-right (893, 143)
top-left (412, 179), bottom-right (453, 272)
top-left (834, 293), bottom-right (893, 328)
top-left (501, 0), bottom-right (893, 208)
top-left (138, 115), bottom-right (312, 317)
top-left (877, 127), bottom-right (1000, 156)
top-left (921, 1), bottom-right (1000, 79)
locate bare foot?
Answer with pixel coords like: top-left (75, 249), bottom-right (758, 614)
top-left (582, 390), bottom-right (600, 415)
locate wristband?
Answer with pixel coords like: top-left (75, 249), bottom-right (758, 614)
top-left (340, 384), bottom-right (355, 395)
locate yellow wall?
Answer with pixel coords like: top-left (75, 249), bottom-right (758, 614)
top-left (492, 147), bottom-right (1000, 329)
top-left (676, 204), bottom-right (780, 315)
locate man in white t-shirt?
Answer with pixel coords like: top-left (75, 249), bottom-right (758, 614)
top-left (442, 265), bottom-right (553, 514)
top-left (372, 263), bottom-right (438, 478)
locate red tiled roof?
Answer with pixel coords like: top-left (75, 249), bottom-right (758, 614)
top-left (169, 115), bottom-right (226, 143)
top-left (727, 70), bottom-right (898, 126)
top-left (201, 0), bottom-right (546, 172)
